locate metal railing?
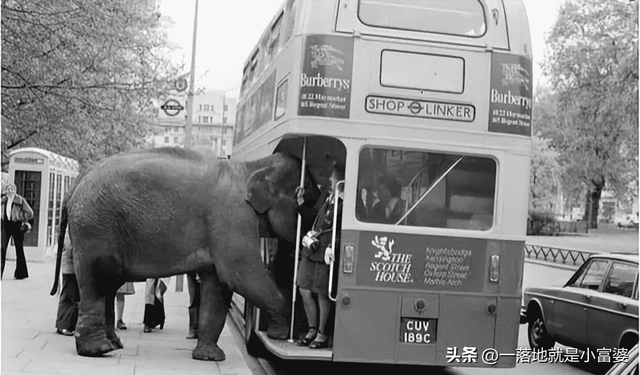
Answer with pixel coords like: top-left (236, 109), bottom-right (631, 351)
top-left (524, 244), bottom-right (599, 267)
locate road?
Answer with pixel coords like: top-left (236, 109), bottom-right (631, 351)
top-left (253, 261), bottom-right (614, 375)
top-left (526, 226), bottom-right (638, 254)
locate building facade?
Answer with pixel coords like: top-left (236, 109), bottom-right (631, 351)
top-left (150, 89), bottom-right (237, 158)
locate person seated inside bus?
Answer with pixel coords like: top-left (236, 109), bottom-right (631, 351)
top-left (295, 163), bottom-right (344, 349)
top-left (355, 185), bottom-right (372, 221)
top-left (368, 174), bottom-right (406, 225)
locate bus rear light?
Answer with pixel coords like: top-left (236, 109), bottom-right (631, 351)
top-left (343, 244), bottom-right (354, 274)
top-left (489, 255), bottom-right (500, 282)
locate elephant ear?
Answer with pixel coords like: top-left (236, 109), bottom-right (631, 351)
top-left (246, 167), bottom-right (277, 214)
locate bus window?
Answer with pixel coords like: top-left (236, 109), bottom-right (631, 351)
top-left (356, 147), bottom-right (495, 230)
top-left (275, 79), bottom-right (288, 120)
top-left (357, 0), bottom-right (486, 37)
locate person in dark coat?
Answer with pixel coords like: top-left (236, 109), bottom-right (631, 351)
top-left (143, 278), bottom-right (168, 332)
top-left (369, 174), bottom-right (405, 225)
top-left (186, 272), bottom-right (200, 339)
top-left (1, 182), bottom-right (34, 279)
top-left (295, 163), bottom-right (344, 349)
top-left (54, 234), bottom-right (79, 336)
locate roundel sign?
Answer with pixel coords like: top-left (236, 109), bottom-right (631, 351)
top-left (161, 99), bottom-right (184, 117)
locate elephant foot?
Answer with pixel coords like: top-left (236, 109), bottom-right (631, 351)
top-left (75, 328), bottom-right (123, 357)
top-left (107, 334), bottom-right (124, 351)
top-left (267, 323), bottom-right (289, 340)
top-left (192, 343), bottom-right (226, 361)
top-left (267, 310), bottom-right (290, 340)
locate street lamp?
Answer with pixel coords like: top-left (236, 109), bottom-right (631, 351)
top-left (184, 0), bottom-right (199, 149)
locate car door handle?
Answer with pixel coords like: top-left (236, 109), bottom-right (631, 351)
top-left (584, 295), bottom-right (592, 301)
top-left (617, 302), bottom-right (628, 309)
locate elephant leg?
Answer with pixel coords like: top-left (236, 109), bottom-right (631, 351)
top-left (104, 287), bottom-right (123, 349)
top-left (192, 269), bottom-right (232, 361)
top-left (234, 261), bottom-right (288, 339)
top-left (74, 256), bottom-right (123, 357)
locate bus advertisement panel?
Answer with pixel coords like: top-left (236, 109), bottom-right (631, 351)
top-left (298, 35), bottom-right (354, 118)
top-left (488, 53), bottom-right (533, 136)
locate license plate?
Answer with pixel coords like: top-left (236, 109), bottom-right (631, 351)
top-left (399, 317), bottom-right (436, 344)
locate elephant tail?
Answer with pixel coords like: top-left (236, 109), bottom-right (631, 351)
top-left (50, 203), bottom-right (68, 296)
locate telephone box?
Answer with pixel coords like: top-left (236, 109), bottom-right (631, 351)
top-left (7, 148), bottom-right (79, 261)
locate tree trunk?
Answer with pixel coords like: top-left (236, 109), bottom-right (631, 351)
top-left (583, 184), bottom-right (604, 229)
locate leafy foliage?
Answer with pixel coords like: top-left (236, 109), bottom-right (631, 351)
top-left (530, 131), bottom-right (561, 211)
top-left (1, 0), bottom-right (182, 166)
top-left (538, 0), bottom-right (638, 227)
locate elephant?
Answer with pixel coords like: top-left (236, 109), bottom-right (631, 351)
top-left (50, 147), bottom-right (320, 361)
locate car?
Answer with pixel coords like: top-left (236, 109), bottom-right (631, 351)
top-left (616, 215), bottom-right (639, 229)
top-left (523, 253), bottom-right (639, 353)
top-left (606, 344), bottom-right (638, 375)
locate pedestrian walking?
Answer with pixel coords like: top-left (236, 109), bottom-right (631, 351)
top-left (1, 182), bottom-right (34, 280)
top-left (143, 278), bottom-right (168, 332)
top-left (186, 272), bottom-right (200, 339)
top-left (116, 282), bottom-right (135, 330)
top-left (54, 234), bottom-right (79, 336)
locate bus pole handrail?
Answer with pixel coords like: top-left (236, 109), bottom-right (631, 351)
top-left (288, 137), bottom-right (306, 343)
top-left (404, 167), bottom-right (428, 224)
top-left (394, 156), bottom-right (464, 225)
top-left (328, 180), bottom-right (344, 302)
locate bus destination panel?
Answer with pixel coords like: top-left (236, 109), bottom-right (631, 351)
top-left (365, 95), bottom-right (475, 123)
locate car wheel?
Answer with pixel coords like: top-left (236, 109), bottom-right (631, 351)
top-left (528, 312), bottom-right (555, 351)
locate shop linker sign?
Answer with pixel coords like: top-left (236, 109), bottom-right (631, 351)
top-left (357, 232), bottom-right (487, 292)
top-left (488, 53), bottom-right (533, 136)
top-left (298, 35), bottom-right (354, 118)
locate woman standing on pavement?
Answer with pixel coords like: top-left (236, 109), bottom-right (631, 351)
top-left (116, 282), bottom-right (135, 329)
top-left (143, 278), bottom-right (169, 332)
top-left (55, 234), bottom-right (79, 336)
top-left (1, 182), bottom-right (34, 280)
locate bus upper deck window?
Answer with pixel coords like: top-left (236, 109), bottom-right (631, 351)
top-left (358, 0), bottom-right (486, 38)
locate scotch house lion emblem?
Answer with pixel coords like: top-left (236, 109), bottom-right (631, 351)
top-left (309, 44), bottom-right (345, 71)
top-left (369, 235), bottom-right (413, 284)
top-left (372, 236), bottom-right (394, 261)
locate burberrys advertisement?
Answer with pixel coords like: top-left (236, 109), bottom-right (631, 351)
top-left (298, 34), bottom-right (354, 118)
top-left (488, 53), bottom-right (533, 136)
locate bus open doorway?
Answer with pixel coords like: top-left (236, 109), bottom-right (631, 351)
top-left (243, 135), bottom-right (347, 360)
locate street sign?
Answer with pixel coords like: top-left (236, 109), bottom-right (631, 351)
top-left (175, 77), bottom-right (188, 92)
top-left (161, 99), bottom-right (184, 117)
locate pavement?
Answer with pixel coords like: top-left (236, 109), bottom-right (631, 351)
top-left (526, 225), bottom-right (638, 254)
top-left (1, 259), bottom-right (253, 375)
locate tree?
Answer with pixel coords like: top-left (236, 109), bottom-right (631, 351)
top-left (530, 131), bottom-right (561, 212)
top-left (1, 0), bottom-right (182, 166)
top-left (540, 0), bottom-right (638, 228)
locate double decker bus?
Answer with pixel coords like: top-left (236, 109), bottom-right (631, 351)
top-left (230, 0), bottom-right (533, 368)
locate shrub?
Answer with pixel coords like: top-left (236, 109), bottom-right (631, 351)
top-left (527, 210), bottom-right (558, 235)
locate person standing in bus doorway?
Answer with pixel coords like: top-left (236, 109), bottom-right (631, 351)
top-left (115, 282), bottom-right (135, 330)
top-left (296, 163), bottom-right (344, 349)
top-left (55, 233), bottom-right (79, 336)
top-left (369, 174), bottom-right (405, 225)
top-left (1, 182), bottom-right (34, 280)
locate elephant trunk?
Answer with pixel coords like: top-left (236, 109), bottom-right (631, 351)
top-left (50, 203), bottom-right (68, 296)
